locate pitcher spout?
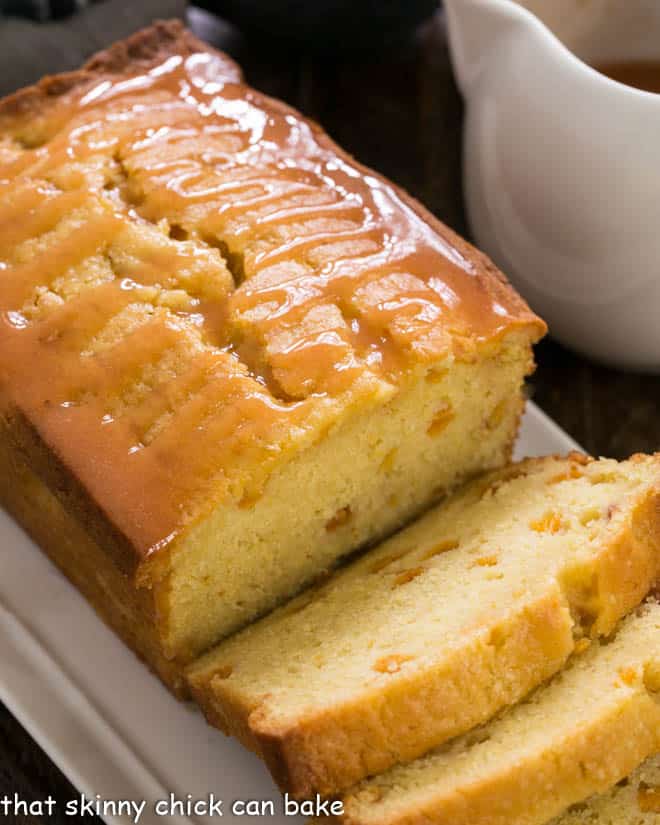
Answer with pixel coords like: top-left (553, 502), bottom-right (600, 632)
top-left (445, 0), bottom-right (531, 95)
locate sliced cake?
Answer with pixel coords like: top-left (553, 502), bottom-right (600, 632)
top-left (316, 601), bottom-right (660, 825)
top-left (187, 453), bottom-right (660, 795)
top-left (0, 21), bottom-right (544, 693)
top-left (552, 754), bottom-right (660, 824)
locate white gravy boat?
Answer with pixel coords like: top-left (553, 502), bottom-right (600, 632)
top-left (445, 0), bottom-right (660, 371)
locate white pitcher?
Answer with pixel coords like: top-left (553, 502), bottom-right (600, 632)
top-left (445, 0), bottom-right (660, 371)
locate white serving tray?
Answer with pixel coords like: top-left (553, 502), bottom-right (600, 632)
top-left (0, 402), bottom-right (579, 825)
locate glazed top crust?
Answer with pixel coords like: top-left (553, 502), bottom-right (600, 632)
top-left (0, 21), bottom-right (545, 569)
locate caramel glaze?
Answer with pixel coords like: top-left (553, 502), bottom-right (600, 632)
top-left (0, 35), bottom-right (544, 568)
top-left (595, 60), bottom-right (660, 94)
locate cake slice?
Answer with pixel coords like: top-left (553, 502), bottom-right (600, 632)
top-left (316, 601), bottom-right (660, 825)
top-left (187, 453), bottom-right (660, 796)
top-left (552, 755), bottom-right (660, 824)
top-left (0, 21), bottom-right (544, 694)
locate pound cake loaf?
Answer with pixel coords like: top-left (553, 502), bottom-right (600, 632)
top-left (187, 452), bottom-right (660, 796)
top-left (552, 755), bottom-right (660, 824)
top-left (0, 22), bottom-right (545, 691)
top-left (316, 601), bottom-right (660, 825)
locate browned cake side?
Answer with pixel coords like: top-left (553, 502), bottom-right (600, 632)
top-left (0, 418), bottom-right (185, 694)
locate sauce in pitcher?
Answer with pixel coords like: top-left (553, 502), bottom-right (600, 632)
top-left (595, 60), bottom-right (660, 94)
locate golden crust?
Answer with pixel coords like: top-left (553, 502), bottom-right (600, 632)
top-left (552, 755), bottom-right (660, 824)
top-left (333, 603), bottom-right (660, 825)
top-left (3, 404), bottom-right (140, 576)
top-left (0, 20), bottom-right (240, 125)
top-left (342, 695), bottom-right (660, 825)
top-left (189, 585), bottom-right (575, 796)
top-left (0, 416), bottom-right (186, 696)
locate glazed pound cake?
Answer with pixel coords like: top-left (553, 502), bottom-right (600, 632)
top-left (188, 453), bottom-right (660, 796)
top-left (552, 755), bottom-right (660, 824)
top-left (0, 22), bottom-right (545, 692)
top-left (317, 600), bottom-right (660, 825)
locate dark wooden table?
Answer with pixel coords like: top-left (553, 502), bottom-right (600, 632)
top-left (1, 7), bottom-right (659, 824)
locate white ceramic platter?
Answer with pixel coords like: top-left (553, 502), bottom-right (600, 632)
top-left (0, 402), bottom-right (579, 825)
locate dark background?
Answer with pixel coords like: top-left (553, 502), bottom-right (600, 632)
top-left (1, 5), bottom-right (659, 823)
